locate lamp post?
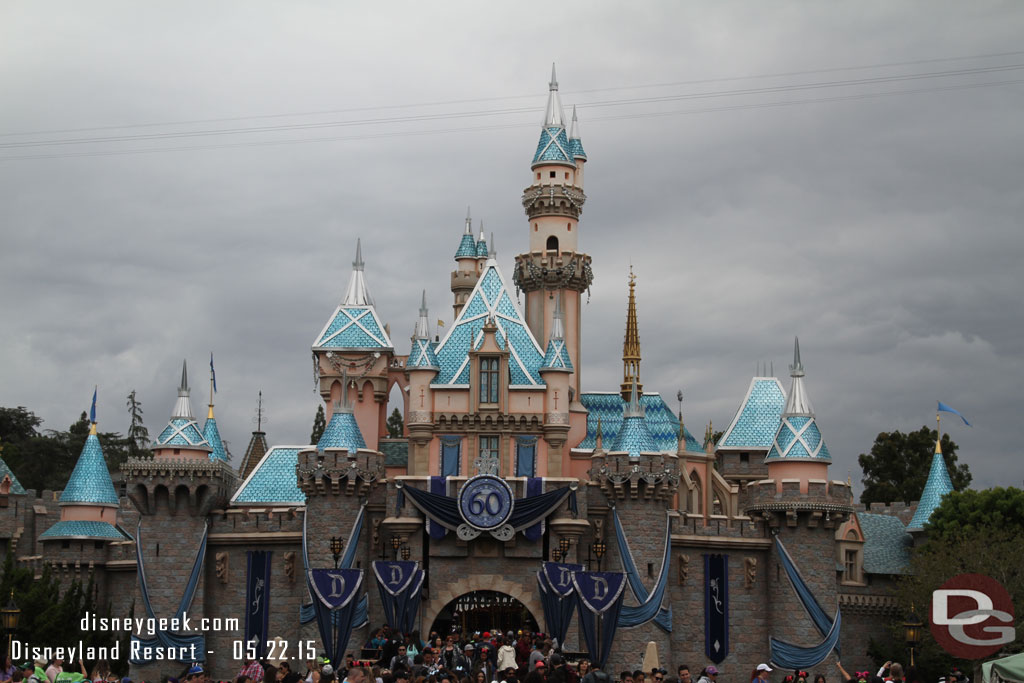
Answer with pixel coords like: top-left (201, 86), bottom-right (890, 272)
top-left (903, 606), bottom-right (924, 667)
top-left (330, 536), bottom-right (345, 569)
top-left (390, 535), bottom-right (402, 560)
top-left (400, 545), bottom-right (411, 561)
top-left (1, 590), bottom-right (20, 663)
top-left (592, 540), bottom-right (607, 572)
top-left (552, 548), bottom-right (562, 562)
top-left (559, 537), bottom-right (571, 561)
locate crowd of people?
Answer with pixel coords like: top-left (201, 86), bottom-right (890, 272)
top-left (0, 637), bottom-right (970, 683)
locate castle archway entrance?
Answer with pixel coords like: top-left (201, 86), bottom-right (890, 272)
top-left (429, 590), bottom-right (540, 638)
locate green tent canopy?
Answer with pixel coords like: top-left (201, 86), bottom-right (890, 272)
top-left (983, 653), bottom-right (1024, 683)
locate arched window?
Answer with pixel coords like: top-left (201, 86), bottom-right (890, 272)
top-left (546, 235), bottom-right (558, 252)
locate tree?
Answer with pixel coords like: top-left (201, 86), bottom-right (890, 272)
top-left (895, 488), bottom-right (1024, 681)
top-left (126, 389), bottom-right (150, 459)
top-left (858, 426), bottom-right (971, 505)
top-left (386, 407), bottom-right (404, 439)
top-left (310, 404), bottom-right (326, 444)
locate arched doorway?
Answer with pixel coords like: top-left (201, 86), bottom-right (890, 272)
top-left (430, 590), bottom-right (540, 638)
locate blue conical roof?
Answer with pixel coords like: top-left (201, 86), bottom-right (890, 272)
top-left (60, 432), bottom-right (119, 506)
top-left (907, 441), bottom-right (955, 530)
top-left (409, 337), bottom-right (440, 369)
top-left (317, 408), bottom-right (367, 452)
top-left (456, 233), bottom-right (478, 258)
top-left (475, 235), bottom-right (489, 258)
top-left (154, 361), bottom-right (213, 452)
top-left (766, 338), bottom-right (832, 463)
top-left (610, 379), bottom-right (662, 456)
top-left (0, 453), bottom-right (26, 494)
top-left (541, 295), bottom-right (572, 371)
top-left (203, 414), bottom-right (229, 462)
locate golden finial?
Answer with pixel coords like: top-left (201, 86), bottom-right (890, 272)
top-left (621, 266), bottom-right (642, 401)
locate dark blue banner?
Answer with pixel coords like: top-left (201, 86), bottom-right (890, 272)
top-left (704, 553), bottom-right (729, 664)
top-left (309, 568), bottom-right (363, 609)
top-left (308, 568), bottom-right (363, 664)
top-left (542, 562), bottom-right (582, 597)
top-left (373, 561), bottom-right (424, 633)
top-left (245, 551), bottom-right (272, 659)
top-left (538, 562), bottom-right (582, 646)
top-left (572, 571), bottom-right (627, 669)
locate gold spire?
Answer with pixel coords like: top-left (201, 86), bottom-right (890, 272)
top-left (620, 266), bottom-right (643, 401)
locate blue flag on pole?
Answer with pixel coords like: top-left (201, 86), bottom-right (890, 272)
top-left (90, 387), bottom-right (97, 424)
top-left (210, 353), bottom-right (217, 393)
top-left (937, 401), bottom-right (970, 426)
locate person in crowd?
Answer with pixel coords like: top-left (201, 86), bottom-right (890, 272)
top-left (576, 661), bottom-right (591, 682)
top-left (581, 662), bottom-right (611, 683)
top-left (45, 660), bottom-right (63, 683)
top-left (87, 661), bottom-right (109, 683)
top-left (473, 647), bottom-right (496, 683)
top-left (750, 665), bottom-right (772, 683)
top-left (677, 667), bottom-right (690, 683)
top-left (53, 659), bottom-right (87, 683)
top-left (619, 672), bottom-right (633, 683)
top-left (2, 656), bottom-right (17, 683)
top-left (814, 674), bottom-right (827, 683)
top-left (239, 659), bottom-right (265, 683)
top-left (321, 665), bottom-right (336, 683)
top-left (303, 659), bottom-right (320, 683)
top-left (391, 646), bottom-right (413, 673)
top-left (343, 668), bottom-right (367, 683)
top-left (496, 637), bottom-right (517, 673)
top-left (696, 666), bottom-right (718, 683)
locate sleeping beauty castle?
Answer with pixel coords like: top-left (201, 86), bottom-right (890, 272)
top-left (0, 67), bottom-right (958, 675)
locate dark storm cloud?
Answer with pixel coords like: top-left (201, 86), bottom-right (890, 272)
top-left (2, 1), bottom-right (1022, 495)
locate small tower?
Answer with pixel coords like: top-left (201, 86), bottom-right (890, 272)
top-left (40, 390), bottom-right (125, 542)
top-left (475, 221), bottom-right (489, 260)
top-left (620, 267), bottom-right (643, 401)
top-left (907, 433), bottom-right (954, 531)
top-left (202, 355), bottom-right (229, 463)
top-left (514, 65), bottom-right (593, 398)
top-left (406, 290), bottom-right (440, 475)
top-left (540, 296), bottom-right (573, 476)
top-left (452, 207), bottom-right (480, 319)
top-left (152, 360), bottom-right (213, 460)
top-left (312, 240), bottom-right (395, 450)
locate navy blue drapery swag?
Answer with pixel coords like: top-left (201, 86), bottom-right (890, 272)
top-left (130, 521), bottom-right (208, 663)
top-left (398, 479), bottom-right (576, 532)
top-left (309, 568), bottom-right (364, 665)
top-left (300, 506), bottom-right (368, 634)
top-left (768, 537), bottom-right (842, 669)
top-left (572, 571), bottom-right (627, 670)
top-left (612, 508), bottom-right (673, 631)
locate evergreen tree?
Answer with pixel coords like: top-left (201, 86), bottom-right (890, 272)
top-left (858, 426), bottom-right (971, 505)
top-left (386, 407), bottom-right (404, 438)
top-left (126, 390), bottom-right (150, 458)
top-left (310, 404), bottom-right (326, 443)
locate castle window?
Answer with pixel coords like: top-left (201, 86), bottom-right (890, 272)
top-left (480, 357), bottom-right (499, 404)
top-left (549, 171), bottom-right (556, 178)
top-left (440, 435), bottom-right (462, 477)
top-left (479, 435), bottom-right (499, 464)
top-left (536, 172), bottom-right (541, 180)
top-left (565, 172), bottom-right (569, 180)
top-left (546, 235), bottom-right (558, 252)
top-left (844, 549), bottom-right (861, 583)
top-left (740, 453), bottom-right (749, 464)
top-left (515, 436), bottom-right (538, 477)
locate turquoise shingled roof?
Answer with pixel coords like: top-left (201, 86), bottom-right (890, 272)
top-left (60, 433), bottom-right (119, 505)
top-left (907, 448), bottom-right (955, 529)
top-left (232, 446), bottom-right (307, 504)
top-left (0, 455), bottom-right (26, 494)
top-left (317, 411), bottom-right (367, 451)
top-left (533, 126), bottom-right (574, 164)
top-left (858, 513), bottom-right (912, 574)
top-left (203, 416), bottom-right (229, 462)
top-left (766, 415), bottom-right (832, 462)
top-left (39, 520), bottom-right (130, 541)
top-left (612, 415), bottom-right (660, 456)
top-left (155, 417), bottom-right (211, 449)
top-left (314, 305), bottom-right (392, 350)
top-left (541, 337), bottom-right (573, 371)
top-left (433, 262), bottom-right (545, 387)
top-left (455, 233), bottom-right (478, 259)
top-left (408, 337), bottom-right (440, 369)
top-left (476, 238), bottom-right (489, 258)
top-left (568, 137), bottom-right (587, 159)
top-left (718, 378), bottom-right (786, 450)
top-left (379, 440), bottom-right (409, 467)
top-left (576, 393), bottom-right (701, 452)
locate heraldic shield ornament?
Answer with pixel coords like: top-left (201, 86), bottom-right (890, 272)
top-left (308, 568), bottom-right (363, 610)
top-left (541, 562), bottom-right (584, 598)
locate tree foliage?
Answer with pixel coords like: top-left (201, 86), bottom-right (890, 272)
top-left (895, 488), bottom-right (1024, 680)
top-left (386, 407), bottom-right (404, 439)
top-left (310, 404), bottom-right (326, 444)
top-left (126, 389), bottom-right (151, 459)
top-left (858, 426), bottom-right (971, 505)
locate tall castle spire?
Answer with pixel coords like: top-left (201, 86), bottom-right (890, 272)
top-left (154, 360), bottom-right (213, 456)
top-left (907, 428), bottom-right (955, 530)
top-left (203, 353), bottom-right (229, 463)
top-left (620, 267), bottom-right (643, 401)
top-left (765, 337), bottom-right (831, 463)
top-left (543, 63), bottom-right (565, 129)
top-left (342, 239), bottom-right (373, 306)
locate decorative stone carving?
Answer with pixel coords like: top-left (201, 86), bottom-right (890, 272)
top-left (372, 517), bottom-right (382, 548)
top-left (678, 553), bottom-right (689, 585)
top-left (215, 552), bottom-right (228, 584)
top-left (283, 552), bottom-right (296, 583)
top-left (744, 556), bottom-right (757, 588)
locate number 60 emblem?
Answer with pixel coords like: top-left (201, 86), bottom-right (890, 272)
top-left (458, 475), bottom-right (514, 530)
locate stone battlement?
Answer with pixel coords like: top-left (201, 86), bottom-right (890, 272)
top-left (296, 446), bottom-right (385, 496)
top-left (744, 478), bottom-right (854, 526)
top-left (852, 500), bottom-right (918, 525)
top-left (588, 452), bottom-right (679, 500)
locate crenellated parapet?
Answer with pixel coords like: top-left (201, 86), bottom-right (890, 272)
top-left (296, 447), bottom-right (385, 497)
top-left (513, 251), bottom-right (593, 294)
top-left (589, 452), bottom-right (679, 501)
top-left (121, 457), bottom-right (236, 516)
top-left (744, 478), bottom-right (853, 528)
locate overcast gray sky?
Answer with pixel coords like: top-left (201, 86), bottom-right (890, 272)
top-left (2, 1), bottom-right (1022, 497)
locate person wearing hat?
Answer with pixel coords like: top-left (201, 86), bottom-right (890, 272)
top-left (749, 665), bottom-right (772, 683)
top-left (20, 662), bottom-right (41, 683)
top-left (696, 667), bottom-right (718, 683)
top-left (473, 644), bottom-right (497, 683)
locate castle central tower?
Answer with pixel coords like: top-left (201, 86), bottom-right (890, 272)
top-left (513, 65), bottom-right (592, 398)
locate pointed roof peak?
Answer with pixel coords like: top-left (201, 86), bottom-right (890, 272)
top-left (465, 206), bottom-right (472, 232)
top-left (569, 105), bottom-right (580, 140)
top-left (179, 359), bottom-right (189, 396)
top-left (908, 443), bottom-right (955, 529)
top-left (624, 376), bottom-right (645, 418)
top-left (171, 359), bottom-right (196, 419)
top-left (790, 336), bottom-right (804, 377)
top-left (341, 239), bottom-right (374, 306)
top-left (60, 432), bottom-right (119, 506)
top-left (420, 288), bottom-right (428, 314)
top-left (551, 294), bottom-right (565, 340)
top-left (489, 231), bottom-right (496, 259)
top-left (543, 64), bottom-right (565, 129)
top-left (414, 290), bottom-right (431, 340)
